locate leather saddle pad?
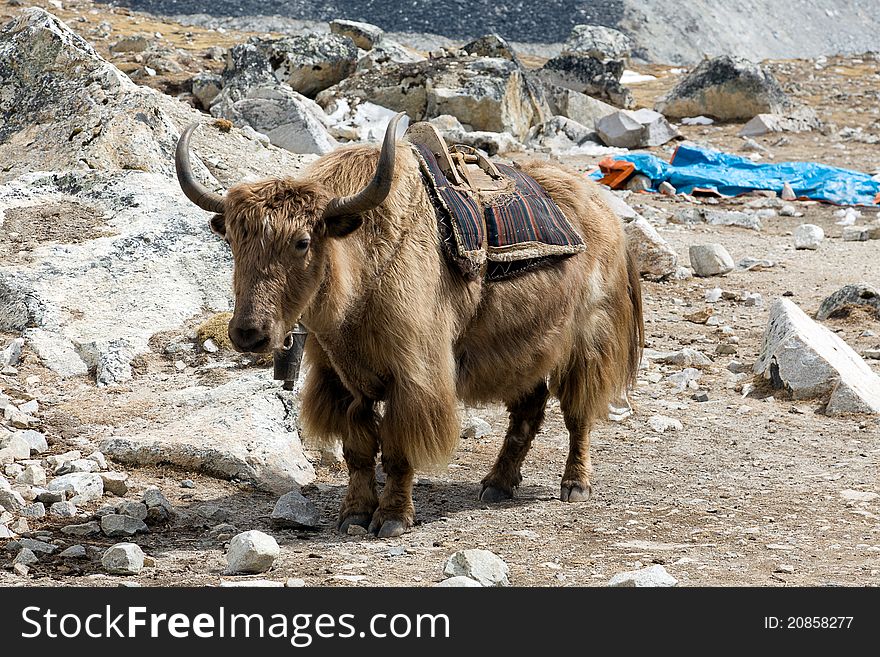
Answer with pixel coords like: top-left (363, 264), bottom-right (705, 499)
top-left (412, 143), bottom-right (586, 281)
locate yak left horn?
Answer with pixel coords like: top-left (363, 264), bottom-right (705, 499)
top-left (175, 123), bottom-right (226, 214)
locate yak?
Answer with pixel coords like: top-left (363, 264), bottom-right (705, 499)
top-left (175, 113), bottom-right (643, 537)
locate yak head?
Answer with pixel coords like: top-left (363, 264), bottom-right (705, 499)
top-left (175, 113), bottom-right (405, 353)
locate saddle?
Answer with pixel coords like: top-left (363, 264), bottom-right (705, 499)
top-left (406, 122), bottom-right (586, 282)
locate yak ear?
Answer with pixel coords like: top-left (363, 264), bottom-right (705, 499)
top-left (210, 213), bottom-right (226, 238)
top-left (324, 214), bottom-right (363, 239)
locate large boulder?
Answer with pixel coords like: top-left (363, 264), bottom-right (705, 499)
top-left (596, 108), bottom-right (680, 148)
top-left (356, 37), bottom-right (425, 71)
top-left (537, 54), bottom-right (634, 109)
top-left (563, 24), bottom-right (633, 62)
top-left (545, 85), bottom-right (617, 129)
top-left (526, 116), bottom-right (603, 154)
top-left (317, 55), bottom-right (546, 141)
top-left (329, 19), bottom-right (384, 51)
top-left (754, 299), bottom-right (880, 414)
top-left (655, 56), bottom-right (807, 121)
top-left (257, 34), bottom-right (358, 98)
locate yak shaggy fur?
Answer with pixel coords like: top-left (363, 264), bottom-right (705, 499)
top-left (215, 140), bottom-right (643, 537)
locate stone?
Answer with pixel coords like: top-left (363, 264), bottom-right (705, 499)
top-left (563, 24), bottom-right (632, 61)
top-left (329, 19), bottom-right (384, 50)
top-left (47, 473), bottom-right (103, 504)
top-left (142, 488), bottom-right (176, 523)
top-left (1, 434), bottom-right (31, 461)
top-left (840, 489), bottom-right (879, 502)
top-left (49, 501), bottom-right (77, 517)
top-left (689, 244), bottom-right (735, 277)
top-left (647, 414), bottom-right (683, 434)
top-left (434, 576), bottom-right (483, 587)
top-left (226, 530), bottom-right (280, 574)
top-left (59, 545), bottom-right (87, 558)
top-left (793, 224), bottom-right (824, 250)
top-left (262, 34), bottom-right (358, 97)
top-left (220, 580), bottom-right (284, 588)
top-left (656, 56), bottom-right (804, 121)
top-left (545, 84), bottom-right (617, 129)
top-left (0, 488), bottom-right (26, 512)
top-left (14, 547), bottom-right (38, 566)
top-left (101, 514), bottom-right (148, 537)
top-left (191, 71), bottom-right (223, 110)
top-left (18, 537), bottom-right (56, 555)
top-left (841, 226), bottom-right (872, 242)
top-left (425, 115), bottom-right (521, 156)
top-left (816, 284), bottom-right (880, 321)
top-left (285, 578), bottom-right (306, 587)
top-left (630, 108), bottom-right (680, 147)
top-left (656, 348), bottom-right (712, 367)
top-left (608, 564), bottom-right (678, 587)
top-left (595, 110), bottom-right (644, 149)
top-left (538, 54), bottom-right (633, 108)
top-left (461, 416), bottom-right (491, 440)
top-left (0, 338), bottom-right (24, 367)
top-left (100, 472), bottom-right (129, 497)
top-left (102, 370), bottom-right (315, 495)
top-left (703, 210), bottom-right (762, 231)
top-left (61, 521), bottom-right (101, 536)
top-left (110, 35), bottom-right (148, 53)
top-left (755, 298), bottom-right (880, 414)
top-left (356, 37), bottom-right (425, 71)
top-left (739, 111), bottom-right (819, 137)
top-left (625, 218), bottom-right (679, 280)
top-left (271, 490), bottom-right (320, 529)
top-left (21, 501), bottom-right (46, 518)
top-left (102, 542), bottom-right (145, 575)
top-left (17, 430), bottom-right (48, 455)
top-left (56, 458), bottom-right (100, 475)
top-left (13, 563), bottom-right (29, 577)
top-left (526, 115), bottom-right (601, 154)
top-left (443, 549), bottom-right (510, 587)
top-left (117, 501), bottom-right (148, 520)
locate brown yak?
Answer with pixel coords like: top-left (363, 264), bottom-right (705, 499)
top-left (175, 113), bottom-right (643, 538)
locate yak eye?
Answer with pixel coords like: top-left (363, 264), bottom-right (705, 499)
top-left (294, 237), bottom-right (311, 255)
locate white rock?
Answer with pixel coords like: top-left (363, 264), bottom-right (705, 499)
top-left (16, 464), bottom-right (46, 486)
top-left (705, 287), bottom-right (723, 303)
top-left (608, 564), bottom-right (678, 587)
top-left (47, 472), bottom-right (104, 504)
top-left (443, 549), bottom-right (510, 587)
top-left (0, 338), bottom-right (24, 367)
top-left (220, 579), bottom-right (284, 587)
top-left (102, 542), bottom-right (145, 575)
top-left (793, 224), bottom-right (824, 250)
top-left (781, 182), bottom-right (797, 201)
top-left (703, 210), bottom-right (762, 231)
top-left (434, 576), bottom-right (483, 587)
top-left (840, 489), bottom-right (878, 502)
top-left (625, 218), bottom-right (679, 279)
top-left (754, 299), bottom-right (880, 414)
top-left (461, 416), bottom-right (491, 439)
top-left (100, 472), bottom-right (129, 497)
top-left (50, 501), bottom-right (77, 517)
top-left (0, 434), bottom-right (31, 461)
top-left (655, 348), bottom-right (711, 367)
top-left (647, 414), bottom-right (683, 434)
top-left (17, 430), bottom-right (49, 455)
top-left (226, 530), bottom-right (280, 574)
top-left (595, 110), bottom-right (645, 149)
top-left (689, 244), bottom-right (735, 277)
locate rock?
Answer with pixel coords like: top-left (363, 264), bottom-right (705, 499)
top-left (18, 537), bottom-right (57, 555)
top-left (262, 34), bottom-right (358, 97)
top-left (16, 464), bottom-right (46, 486)
top-left (49, 501), bottom-right (77, 517)
top-left (658, 181), bottom-right (676, 196)
top-left (781, 182), bottom-right (797, 201)
top-left (840, 489), bottom-right (879, 502)
top-left (20, 500), bottom-right (45, 518)
top-left (793, 224), bottom-right (824, 250)
top-left (538, 54), bottom-right (633, 108)
top-left (545, 85), bottom-right (617, 129)
top-left (102, 370), bottom-right (315, 495)
top-left (14, 547), bottom-right (38, 566)
top-left (190, 71), bottom-right (223, 110)
top-left (656, 348), bottom-right (712, 367)
top-left (110, 35), bottom-right (148, 53)
top-left (0, 338), bottom-right (23, 367)
top-left (142, 488), bottom-right (176, 524)
top-left (461, 416), bottom-right (492, 440)
top-left (347, 524), bottom-right (368, 536)
top-left (270, 490), bottom-right (320, 529)
top-left (101, 514), bottom-right (148, 537)
top-left (526, 115), bottom-right (600, 153)
top-left (17, 430), bottom-right (48, 455)
top-left (226, 530), bottom-right (280, 574)
top-left (47, 473), bottom-right (103, 504)
top-left (841, 226), bottom-right (872, 242)
top-left (102, 542), bottom-right (145, 575)
top-left (220, 580), bottom-right (285, 588)
top-left (0, 488), bottom-right (27, 512)
top-left (689, 244), bottom-right (735, 277)
top-left (60, 545), bottom-right (87, 558)
top-left (595, 110), bottom-right (644, 149)
top-left (329, 19), bottom-right (383, 50)
top-left (434, 576), bottom-right (483, 587)
top-left (61, 521), bottom-right (101, 536)
top-left (427, 115), bottom-right (521, 156)
top-left (56, 458), bottom-right (100, 475)
top-left (656, 56), bottom-right (802, 121)
top-left (443, 549), bottom-right (510, 587)
top-left (117, 501), bottom-right (148, 521)
top-left (608, 564), bottom-right (678, 587)
top-left (462, 33), bottom-right (518, 61)
top-left (647, 414), bottom-right (683, 434)
top-left (356, 37), bottom-right (425, 71)
top-left (739, 110), bottom-right (820, 137)
top-left (667, 367), bottom-right (701, 391)
top-left (703, 210), bottom-right (762, 231)
top-left (816, 283), bottom-right (880, 321)
top-left (97, 472), bottom-right (128, 498)
top-left (563, 24), bottom-right (632, 61)
top-left (625, 218), bottom-right (679, 280)
top-left (285, 578), bottom-right (306, 587)
top-left (0, 434), bottom-right (31, 461)
top-left (755, 298), bottom-right (880, 414)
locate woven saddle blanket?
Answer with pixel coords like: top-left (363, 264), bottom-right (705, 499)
top-left (412, 144), bottom-right (586, 281)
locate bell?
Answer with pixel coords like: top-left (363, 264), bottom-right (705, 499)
top-left (273, 324), bottom-right (308, 390)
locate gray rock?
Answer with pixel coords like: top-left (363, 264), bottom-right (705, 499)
top-left (18, 537), bottom-right (57, 555)
top-left (117, 501), bottom-right (148, 521)
top-left (462, 33), bottom-right (519, 61)
top-left (191, 71), bottom-right (223, 110)
top-left (59, 545), bottom-right (87, 558)
top-left (656, 56), bottom-right (805, 121)
top-left (427, 115), bottom-right (521, 156)
top-left (226, 530), bottom-right (280, 574)
top-left (689, 244), bottom-right (735, 277)
top-left (841, 226), bottom-right (872, 242)
top-left (608, 564), bottom-right (678, 587)
top-left (816, 284), bottom-right (880, 321)
top-left (630, 108), bottom-right (680, 146)
top-left (61, 521), bottom-right (101, 536)
top-left (625, 218), bottom-right (679, 280)
top-left (739, 110), bottom-right (820, 136)
top-left (434, 576), bottom-right (483, 587)
top-left (47, 473), bottom-right (103, 504)
top-left (21, 502), bottom-right (46, 518)
top-left (49, 501), bottom-right (77, 517)
top-left (261, 33), bottom-right (358, 97)
top-left (755, 298), bottom-right (880, 414)
top-left (703, 210), bottom-right (762, 231)
top-left (443, 549), bottom-right (510, 587)
top-left (356, 37), bottom-right (425, 71)
top-left (14, 547), bottom-right (38, 566)
top-left (656, 348), bottom-right (712, 367)
top-left (545, 85), bottom-right (617, 129)
top-left (102, 542), bottom-right (145, 575)
top-left (101, 514), bottom-right (148, 537)
top-left (271, 490), bottom-right (320, 529)
top-left (110, 35), bottom-right (148, 53)
top-left (142, 488), bottom-right (175, 524)
top-left (0, 338), bottom-right (24, 367)
top-left (55, 458), bottom-right (100, 475)
top-left (563, 24), bottom-right (632, 61)
top-left (461, 416), bottom-right (491, 440)
top-left (538, 53), bottom-right (632, 108)
top-left (100, 472), bottom-right (129, 497)
top-left (329, 19), bottom-right (384, 50)
top-left (0, 488), bottom-right (26, 512)
top-left (793, 224), bottom-right (824, 250)
top-left (526, 115), bottom-right (599, 153)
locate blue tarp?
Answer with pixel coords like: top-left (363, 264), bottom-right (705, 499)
top-left (591, 144), bottom-right (880, 206)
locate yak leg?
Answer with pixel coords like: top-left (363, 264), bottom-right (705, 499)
top-left (557, 363), bottom-right (594, 503)
top-left (479, 380), bottom-right (549, 503)
top-left (368, 447), bottom-right (415, 538)
top-left (301, 363), bottom-right (379, 532)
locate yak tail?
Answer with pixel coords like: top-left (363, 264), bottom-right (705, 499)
top-left (624, 246), bottom-right (645, 390)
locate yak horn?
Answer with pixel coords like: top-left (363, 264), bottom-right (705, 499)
top-left (323, 112), bottom-right (407, 219)
top-left (175, 123), bottom-right (226, 214)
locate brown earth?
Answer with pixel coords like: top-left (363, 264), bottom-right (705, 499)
top-left (0, 0), bottom-right (879, 587)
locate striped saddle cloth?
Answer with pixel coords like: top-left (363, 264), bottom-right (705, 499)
top-left (412, 143), bottom-right (586, 281)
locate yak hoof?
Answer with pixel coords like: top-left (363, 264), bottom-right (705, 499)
top-left (338, 513), bottom-right (372, 534)
top-left (479, 484), bottom-right (513, 503)
top-left (560, 481), bottom-right (592, 503)
top-left (368, 516), bottom-right (408, 538)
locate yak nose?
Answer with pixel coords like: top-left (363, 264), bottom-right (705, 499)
top-left (228, 322), bottom-right (271, 353)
